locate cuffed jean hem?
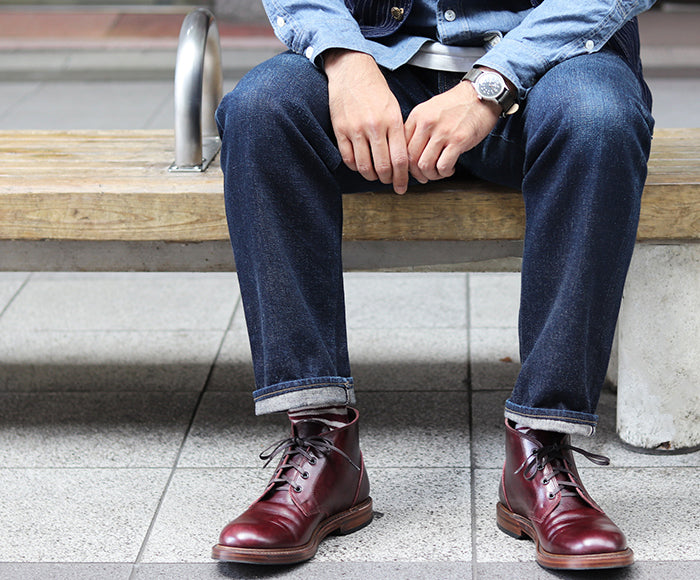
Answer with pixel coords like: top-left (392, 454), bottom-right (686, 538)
top-left (253, 376), bottom-right (356, 416)
top-left (504, 400), bottom-right (598, 437)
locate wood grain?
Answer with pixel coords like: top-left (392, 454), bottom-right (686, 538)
top-left (0, 128), bottom-right (698, 243)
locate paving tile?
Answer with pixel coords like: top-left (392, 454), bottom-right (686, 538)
top-left (0, 82), bottom-right (42, 119)
top-left (471, 389), bottom-right (700, 469)
top-left (140, 467), bottom-right (471, 563)
top-left (0, 272), bottom-right (29, 312)
top-left (179, 390), bottom-right (469, 469)
top-left (475, 560), bottom-right (700, 579)
top-left (344, 272), bottom-right (467, 329)
top-left (0, 563), bottom-right (132, 580)
top-left (208, 320), bottom-right (470, 393)
top-left (132, 561), bottom-right (471, 579)
top-left (0, 330), bottom-right (225, 391)
top-left (0, 468), bottom-right (170, 562)
top-left (474, 466), bottom-right (700, 564)
top-left (177, 391), bottom-right (290, 468)
top-left (647, 78), bottom-right (700, 129)
top-left (139, 468), bottom-right (269, 563)
top-left (145, 91), bottom-right (174, 130)
top-left (206, 314), bottom-right (256, 392)
top-left (469, 390), bottom-right (510, 469)
top-left (470, 327), bottom-right (520, 391)
top-left (0, 81), bottom-right (173, 130)
top-left (469, 272), bottom-right (520, 328)
top-left (358, 390), bottom-right (470, 468)
top-left (0, 272), bottom-right (239, 331)
top-left (350, 327), bottom-right (468, 391)
top-left (0, 391), bottom-right (197, 468)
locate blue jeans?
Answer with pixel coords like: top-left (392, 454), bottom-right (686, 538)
top-left (216, 49), bottom-right (654, 436)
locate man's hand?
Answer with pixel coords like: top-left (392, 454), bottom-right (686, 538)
top-left (404, 79), bottom-right (500, 183)
top-left (324, 50), bottom-right (409, 194)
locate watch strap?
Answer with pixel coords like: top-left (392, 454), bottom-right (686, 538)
top-left (463, 68), bottom-right (519, 116)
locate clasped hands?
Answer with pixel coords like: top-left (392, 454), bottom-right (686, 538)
top-left (325, 50), bottom-right (500, 195)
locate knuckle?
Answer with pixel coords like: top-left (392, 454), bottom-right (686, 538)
top-left (417, 158), bottom-right (433, 173)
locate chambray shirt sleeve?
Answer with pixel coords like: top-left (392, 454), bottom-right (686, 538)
top-left (262, 0), bottom-right (373, 65)
top-left (475, 0), bottom-right (656, 99)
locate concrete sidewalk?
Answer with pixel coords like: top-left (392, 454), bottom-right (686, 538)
top-left (1, 270), bottom-right (699, 579)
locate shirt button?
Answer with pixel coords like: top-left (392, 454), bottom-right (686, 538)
top-left (276, 16), bottom-right (286, 27)
top-left (391, 7), bottom-right (404, 21)
top-left (305, 46), bottom-right (315, 60)
top-left (585, 39), bottom-right (595, 51)
top-left (444, 9), bottom-right (457, 22)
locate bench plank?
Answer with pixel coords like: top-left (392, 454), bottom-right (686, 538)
top-left (0, 128), bottom-right (698, 243)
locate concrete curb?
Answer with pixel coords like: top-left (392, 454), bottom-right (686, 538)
top-left (1, 45), bottom-right (698, 83)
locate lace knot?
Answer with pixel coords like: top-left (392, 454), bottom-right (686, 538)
top-left (515, 441), bottom-right (610, 497)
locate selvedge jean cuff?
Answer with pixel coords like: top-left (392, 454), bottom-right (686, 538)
top-left (253, 376), bottom-right (356, 416)
top-left (504, 400), bottom-right (597, 437)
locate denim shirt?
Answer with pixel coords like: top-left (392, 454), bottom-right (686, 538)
top-left (261, 0), bottom-right (655, 101)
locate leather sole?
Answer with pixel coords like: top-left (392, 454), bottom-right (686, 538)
top-left (211, 497), bottom-right (373, 565)
top-left (496, 502), bottom-right (634, 570)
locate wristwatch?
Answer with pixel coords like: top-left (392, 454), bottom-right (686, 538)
top-left (463, 67), bottom-right (519, 116)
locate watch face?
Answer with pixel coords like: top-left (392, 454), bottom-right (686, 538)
top-left (476, 72), bottom-right (505, 99)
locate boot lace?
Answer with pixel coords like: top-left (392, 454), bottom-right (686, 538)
top-left (259, 434), bottom-right (360, 492)
top-left (516, 442), bottom-right (610, 498)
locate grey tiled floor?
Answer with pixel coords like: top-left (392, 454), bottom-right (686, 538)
top-left (1, 271), bottom-right (698, 580)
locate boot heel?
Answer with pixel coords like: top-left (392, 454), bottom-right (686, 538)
top-left (496, 502), bottom-right (528, 540)
top-left (336, 498), bottom-right (374, 535)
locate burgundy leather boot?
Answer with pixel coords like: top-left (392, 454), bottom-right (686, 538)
top-left (212, 407), bottom-right (372, 564)
top-left (497, 419), bottom-right (634, 570)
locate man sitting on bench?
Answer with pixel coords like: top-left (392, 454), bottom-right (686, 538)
top-left (212, 0), bottom-right (655, 570)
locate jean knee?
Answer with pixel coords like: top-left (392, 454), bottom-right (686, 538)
top-left (526, 54), bottom-right (653, 160)
top-left (215, 73), bottom-right (275, 142)
top-left (217, 53), bottom-right (330, 145)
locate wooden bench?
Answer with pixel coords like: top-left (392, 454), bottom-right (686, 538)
top-left (1, 127), bottom-right (698, 455)
top-left (1, 128), bottom-right (697, 265)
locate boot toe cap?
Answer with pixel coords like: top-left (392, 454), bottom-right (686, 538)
top-left (548, 515), bottom-right (628, 556)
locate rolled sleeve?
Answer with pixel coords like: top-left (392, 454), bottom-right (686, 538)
top-left (475, 0), bottom-right (656, 98)
top-left (264, 0), bottom-right (370, 66)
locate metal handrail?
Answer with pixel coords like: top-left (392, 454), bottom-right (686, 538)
top-left (169, 8), bottom-right (223, 172)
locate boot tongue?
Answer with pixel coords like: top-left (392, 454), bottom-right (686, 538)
top-left (293, 418), bottom-right (331, 439)
top-left (514, 423), bottom-right (566, 448)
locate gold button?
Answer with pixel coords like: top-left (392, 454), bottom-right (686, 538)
top-left (391, 7), bottom-right (404, 21)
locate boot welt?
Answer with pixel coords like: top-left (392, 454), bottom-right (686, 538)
top-left (496, 502), bottom-right (634, 570)
top-left (211, 497), bottom-right (373, 565)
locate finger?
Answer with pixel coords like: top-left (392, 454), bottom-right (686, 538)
top-left (436, 145), bottom-right (459, 179)
top-left (352, 137), bottom-right (379, 182)
top-left (336, 134), bottom-right (357, 172)
top-left (387, 124), bottom-right (409, 194)
top-left (405, 123), bottom-right (430, 184)
top-left (368, 134), bottom-right (393, 186)
top-left (416, 138), bottom-right (445, 181)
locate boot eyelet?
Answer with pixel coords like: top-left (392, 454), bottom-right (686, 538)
top-left (308, 457), bottom-right (317, 465)
top-left (293, 484), bottom-right (303, 493)
top-left (301, 471), bottom-right (309, 479)
top-left (542, 478), bottom-right (549, 485)
top-left (548, 492), bottom-right (555, 499)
